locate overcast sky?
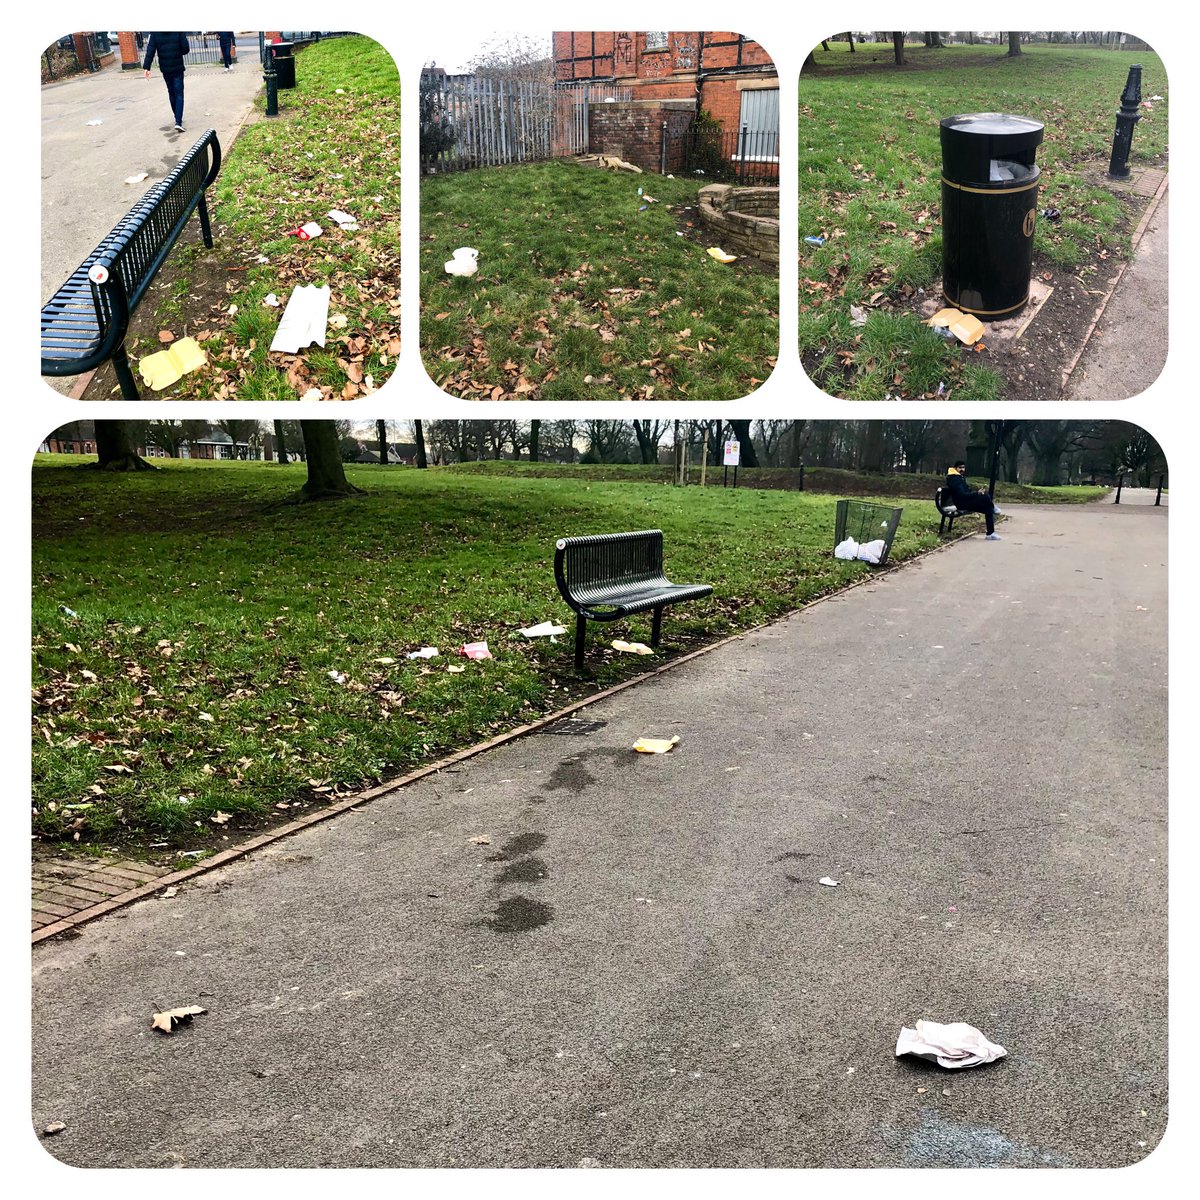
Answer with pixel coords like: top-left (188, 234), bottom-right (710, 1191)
top-left (424, 28), bottom-right (552, 74)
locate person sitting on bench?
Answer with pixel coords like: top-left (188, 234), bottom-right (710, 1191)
top-left (945, 461), bottom-right (1002, 540)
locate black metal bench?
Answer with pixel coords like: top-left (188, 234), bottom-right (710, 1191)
top-left (41, 129), bottom-right (222, 400)
top-left (554, 530), bottom-right (713, 669)
top-left (935, 486), bottom-right (981, 535)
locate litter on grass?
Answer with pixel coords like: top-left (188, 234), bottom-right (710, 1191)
top-left (925, 307), bottom-right (984, 346)
top-left (407, 646), bottom-right (439, 660)
top-left (613, 639), bottom-right (653, 655)
top-left (328, 669), bottom-right (346, 684)
top-left (444, 247), bottom-right (479, 277)
top-left (519, 622), bottom-right (566, 641)
top-left (151, 1005), bottom-right (206, 1034)
top-left (269, 284), bottom-right (331, 353)
top-left (896, 1020), bottom-right (1007, 1069)
top-left (849, 305), bottom-right (868, 327)
top-left (804, 235), bottom-right (825, 246)
top-left (706, 247), bottom-right (737, 263)
top-left (262, 293), bottom-right (281, 307)
top-left (327, 209), bottom-right (359, 230)
top-left (460, 641), bottom-right (492, 660)
top-left (633, 735), bottom-right (680, 754)
top-left (834, 536), bottom-right (887, 564)
top-left (138, 337), bottom-right (207, 390)
top-left (287, 221), bottom-right (323, 240)
top-left (59, 605), bottom-right (78, 618)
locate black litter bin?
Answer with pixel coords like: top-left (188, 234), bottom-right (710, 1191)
top-left (834, 500), bottom-right (903, 567)
top-left (270, 42), bottom-right (296, 89)
top-left (940, 113), bottom-right (1044, 320)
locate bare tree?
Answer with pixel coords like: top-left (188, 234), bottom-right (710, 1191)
top-left (413, 420), bottom-right (428, 468)
top-left (467, 33), bottom-right (553, 85)
top-left (892, 32), bottom-right (907, 66)
top-left (529, 420), bottom-right (541, 463)
top-left (632, 419), bottom-right (667, 465)
top-left (1007, 32), bottom-right (1023, 57)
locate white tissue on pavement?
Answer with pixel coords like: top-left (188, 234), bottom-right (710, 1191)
top-left (895, 1020), bottom-right (1007, 1069)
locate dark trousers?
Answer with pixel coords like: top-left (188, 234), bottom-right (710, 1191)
top-left (163, 71), bottom-right (185, 125)
top-left (954, 492), bottom-right (996, 534)
top-left (219, 35), bottom-right (234, 68)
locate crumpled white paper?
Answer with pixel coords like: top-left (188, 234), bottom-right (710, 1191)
top-left (834, 536), bottom-right (859, 560)
top-left (519, 621), bottom-right (566, 641)
top-left (444, 247), bottom-right (479, 277)
top-left (896, 1020), bottom-right (1007, 1069)
top-left (857, 538), bottom-right (887, 564)
top-left (270, 284), bottom-right (331, 353)
top-left (327, 209), bottom-right (359, 231)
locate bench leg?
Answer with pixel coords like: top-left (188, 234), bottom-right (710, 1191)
top-left (112, 345), bottom-right (141, 401)
top-left (197, 193), bottom-right (214, 249)
top-left (650, 606), bottom-right (664, 648)
top-left (574, 614), bottom-right (587, 671)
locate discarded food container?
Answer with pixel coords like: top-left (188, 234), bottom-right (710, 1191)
top-left (834, 499), bottom-right (903, 567)
top-left (270, 42), bottom-right (296, 89)
top-left (940, 112), bottom-right (1044, 320)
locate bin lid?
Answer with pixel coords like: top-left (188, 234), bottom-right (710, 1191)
top-left (941, 113), bottom-right (1044, 184)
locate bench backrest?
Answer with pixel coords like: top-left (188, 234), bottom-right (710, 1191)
top-left (554, 530), bottom-right (665, 605)
top-left (934, 486), bottom-right (957, 513)
top-left (97, 129), bottom-right (222, 316)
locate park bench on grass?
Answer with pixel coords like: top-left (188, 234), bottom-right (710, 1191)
top-left (934, 486), bottom-right (981, 536)
top-left (554, 530), bottom-right (713, 669)
top-left (41, 129), bottom-right (222, 401)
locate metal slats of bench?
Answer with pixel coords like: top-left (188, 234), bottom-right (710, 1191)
top-left (935, 486), bottom-right (977, 536)
top-left (41, 129), bottom-right (221, 400)
top-left (554, 530), bottom-right (713, 668)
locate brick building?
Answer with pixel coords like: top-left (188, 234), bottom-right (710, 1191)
top-left (553, 31), bottom-right (778, 174)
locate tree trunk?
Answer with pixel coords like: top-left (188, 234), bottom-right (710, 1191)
top-left (297, 422), bottom-right (365, 501)
top-left (802, 49), bottom-right (814, 71)
top-left (529, 419), bottom-right (540, 463)
top-left (91, 421), bottom-right (156, 471)
top-left (727, 420), bottom-right (759, 468)
top-left (1007, 32), bottom-right (1023, 56)
top-left (858, 420), bottom-right (885, 473)
top-left (273, 420), bottom-right (288, 464)
top-left (789, 420), bottom-right (805, 469)
top-left (892, 32), bottom-right (906, 66)
top-left (847, 33), bottom-right (855, 52)
top-left (376, 419), bottom-right (389, 465)
top-left (821, 40), bottom-right (830, 52)
top-left (414, 420), bottom-right (428, 468)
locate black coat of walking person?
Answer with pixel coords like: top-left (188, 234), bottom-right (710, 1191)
top-left (218, 32), bottom-right (235, 70)
top-left (143, 32), bottom-right (191, 132)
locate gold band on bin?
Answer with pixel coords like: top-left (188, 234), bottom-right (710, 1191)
top-left (941, 175), bottom-right (1040, 196)
top-left (943, 292), bottom-right (1030, 317)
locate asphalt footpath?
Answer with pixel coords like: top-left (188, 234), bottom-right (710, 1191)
top-left (30, 501), bottom-right (1168, 1169)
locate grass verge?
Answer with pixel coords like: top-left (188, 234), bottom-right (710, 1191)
top-left (35, 456), bottom-right (986, 850)
top-left (132, 35), bottom-right (400, 401)
top-left (798, 42), bottom-right (1167, 400)
top-left (421, 163), bottom-right (778, 400)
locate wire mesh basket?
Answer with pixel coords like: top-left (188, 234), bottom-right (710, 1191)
top-left (834, 499), bottom-right (903, 566)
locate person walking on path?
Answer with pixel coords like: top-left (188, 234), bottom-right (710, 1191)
top-left (218, 32), bottom-right (235, 71)
top-left (945, 461), bottom-right (1003, 539)
top-left (143, 32), bottom-right (191, 132)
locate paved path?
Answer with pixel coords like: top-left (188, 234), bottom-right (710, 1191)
top-left (31, 504), bottom-right (1167, 1169)
top-left (1066, 187), bottom-right (1168, 400)
top-left (41, 51), bottom-right (263, 304)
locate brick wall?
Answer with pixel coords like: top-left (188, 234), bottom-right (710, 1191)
top-left (588, 102), bottom-right (694, 174)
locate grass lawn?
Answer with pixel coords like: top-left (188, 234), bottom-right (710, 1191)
top-left (127, 36), bottom-right (400, 401)
top-left (421, 163), bottom-right (779, 401)
top-left (34, 456), bottom-right (979, 854)
top-left (798, 43), bottom-right (1168, 400)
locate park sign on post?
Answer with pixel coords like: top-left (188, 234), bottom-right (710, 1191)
top-left (723, 439), bottom-right (740, 488)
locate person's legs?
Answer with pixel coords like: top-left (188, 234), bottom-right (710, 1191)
top-left (959, 493), bottom-right (996, 535)
top-left (220, 38), bottom-right (232, 69)
top-left (163, 72), bottom-right (184, 126)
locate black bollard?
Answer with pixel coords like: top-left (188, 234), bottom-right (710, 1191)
top-left (797, 464), bottom-right (805, 492)
top-left (1108, 65), bottom-right (1142, 178)
top-left (1115, 473), bottom-right (1124, 504)
top-left (264, 60), bottom-right (278, 117)
top-left (1155, 473), bottom-right (1165, 506)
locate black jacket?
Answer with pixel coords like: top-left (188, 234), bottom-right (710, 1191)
top-left (945, 471), bottom-right (977, 502)
top-left (143, 33), bottom-right (190, 75)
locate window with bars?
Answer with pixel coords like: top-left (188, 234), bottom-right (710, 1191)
top-left (735, 88), bottom-right (779, 161)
